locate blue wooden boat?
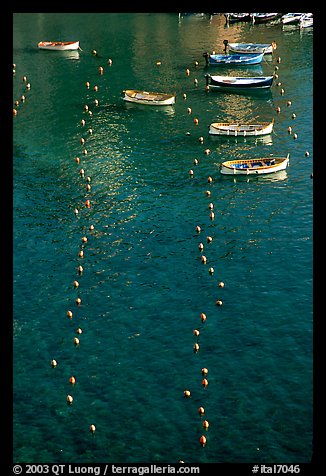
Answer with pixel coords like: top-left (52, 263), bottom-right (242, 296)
top-left (203, 52), bottom-right (264, 66)
top-left (205, 73), bottom-right (274, 91)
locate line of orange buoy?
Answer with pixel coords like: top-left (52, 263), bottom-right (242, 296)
top-left (12, 65), bottom-right (32, 117)
top-left (49, 51), bottom-right (112, 436)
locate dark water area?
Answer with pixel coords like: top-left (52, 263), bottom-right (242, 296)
top-left (13, 13), bottom-right (313, 465)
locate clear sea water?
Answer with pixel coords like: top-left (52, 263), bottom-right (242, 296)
top-left (13, 13), bottom-right (313, 465)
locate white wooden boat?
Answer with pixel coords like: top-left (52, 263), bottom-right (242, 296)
top-left (227, 42), bottom-right (276, 55)
top-left (250, 13), bottom-right (281, 24)
top-left (224, 13), bottom-right (251, 23)
top-left (281, 13), bottom-right (304, 25)
top-left (209, 118), bottom-right (274, 136)
top-left (299, 13), bottom-right (313, 29)
top-left (205, 74), bottom-right (274, 91)
top-left (38, 41), bottom-right (80, 50)
top-left (122, 89), bottom-right (176, 106)
top-left (220, 154), bottom-right (289, 175)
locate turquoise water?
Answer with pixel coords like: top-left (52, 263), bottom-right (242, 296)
top-left (13, 13), bottom-right (313, 464)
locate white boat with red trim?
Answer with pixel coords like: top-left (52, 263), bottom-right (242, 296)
top-left (38, 41), bottom-right (80, 50)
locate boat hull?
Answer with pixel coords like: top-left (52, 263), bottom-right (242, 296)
top-left (220, 156), bottom-right (289, 175)
top-left (205, 74), bottom-right (274, 91)
top-left (204, 52), bottom-right (264, 66)
top-left (209, 121), bottom-right (274, 136)
top-left (38, 41), bottom-right (80, 50)
top-left (122, 90), bottom-right (175, 106)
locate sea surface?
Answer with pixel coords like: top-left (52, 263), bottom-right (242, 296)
top-left (13, 13), bottom-right (313, 464)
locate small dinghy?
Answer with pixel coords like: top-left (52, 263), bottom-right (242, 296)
top-left (203, 52), bottom-right (264, 66)
top-left (122, 89), bottom-right (176, 106)
top-left (220, 154), bottom-right (289, 175)
top-left (209, 119), bottom-right (274, 136)
top-left (205, 74), bottom-right (274, 91)
top-left (38, 41), bottom-right (80, 50)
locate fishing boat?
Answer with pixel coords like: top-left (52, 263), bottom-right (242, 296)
top-left (220, 154), bottom-right (289, 175)
top-left (38, 41), bottom-right (80, 50)
top-left (281, 13), bottom-right (304, 25)
top-left (226, 42), bottom-right (276, 55)
top-left (203, 52), bottom-right (264, 66)
top-left (122, 89), bottom-right (176, 106)
top-left (224, 13), bottom-right (251, 23)
top-left (209, 118), bottom-right (274, 136)
top-left (205, 74), bottom-right (274, 91)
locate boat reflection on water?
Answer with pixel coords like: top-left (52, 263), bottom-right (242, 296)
top-left (123, 101), bottom-right (175, 116)
top-left (62, 50), bottom-right (80, 60)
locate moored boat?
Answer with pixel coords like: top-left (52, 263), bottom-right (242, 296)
top-left (122, 89), bottom-right (176, 106)
top-left (226, 41), bottom-right (276, 55)
top-left (38, 41), bottom-right (80, 50)
top-left (220, 155), bottom-right (289, 175)
top-left (209, 118), bottom-right (274, 136)
top-left (299, 13), bottom-right (313, 28)
top-left (224, 13), bottom-right (251, 23)
top-left (205, 73), bottom-right (274, 91)
top-left (250, 13), bottom-right (282, 23)
top-left (281, 13), bottom-right (304, 25)
top-left (203, 52), bottom-right (264, 66)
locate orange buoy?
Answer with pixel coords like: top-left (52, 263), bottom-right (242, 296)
top-left (108, 58), bottom-right (113, 66)
top-left (13, 109), bottom-right (18, 116)
top-left (209, 267), bottom-right (214, 275)
top-left (85, 82), bottom-right (90, 88)
top-left (189, 169), bottom-right (194, 177)
top-left (69, 376), bottom-right (76, 385)
top-left (94, 85), bottom-right (98, 92)
top-left (202, 378), bottom-right (208, 388)
top-left (200, 435), bottom-right (207, 446)
top-left (194, 78), bottom-right (198, 85)
top-left (198, 406), bottom-right (205, 416)
top-left (198, 136), bottom-right (204, 143)
top-left (78, 265), bottom-right (83, 274)
top-left (194, 343), bottom-right (200, 352)
top-left (89, 224), bottom-right (95, 231)
top-left (194, 159), bottom-right (199, 166)
top-left (194, 118), bottom-right (199, 125)
top-left (76, 328), bottom-right (83, 334)
top-left (276, 106), bottom-right (281, 114)
top-left (99, 66), bottom-right (104, 74)
top-left (80, 138), bottom-right (85, 145)
top-left (201, 255), bottom-right (207, 264)
top-left (51, 359), bottom-right (57, 368)
top-left (187, 107), bottom-right (192, 114)
top-left (216, 299), bottom-right (223, 306)
top-left (186, 68), bottom-right (190, 76)
top-left (67, 310), bottom-right (73, 319)
top-left (73, 280), bottom-right (79, 288)
top-left (207, 236), bottom-right (213, 243)
top-left (81, 236), bottom-right (88, 243)
top-left (193, 329), bottom-right (200, 337)
top-left (201, 368), bottom-right (208, 376)
top-left (210, 212), bottom-right (215, 221)
top-left (67, 395), bottom-right (73, 404)
top-left (184, 390), bottom-right (191, 397)
top-left (73, 337), bottom-right (80, 346)
top-left (76, 297), bottom-right (82, 306)
top-left (85, 200), bottom-right (91, 208)
top-left (218, 281), bottom-right (225, 288)
top-left (78, 250), bottom-right (84, 258)
top-left (75, 157), bottom-right (80, 164)
top-left (200, 312), bottom-right (207, 323)
top-left (203, 420), bottom-right (209, 430)
top-left (196, 226), bottom-right (201, 233)
top-left (83, 149), bottom-right (87, 156)
top-left (204, 149), bottom-right (210, 155)
top-left (208, 203), bottom-right (214, 210)
top-left (205, 190), bottom-right (211, 197)
top-left (198, 243), bottom-right (204, 252)
top-left (90, 424), bottom-right (96, 433)
top-left (207, 176), bottom-right (213, 183)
